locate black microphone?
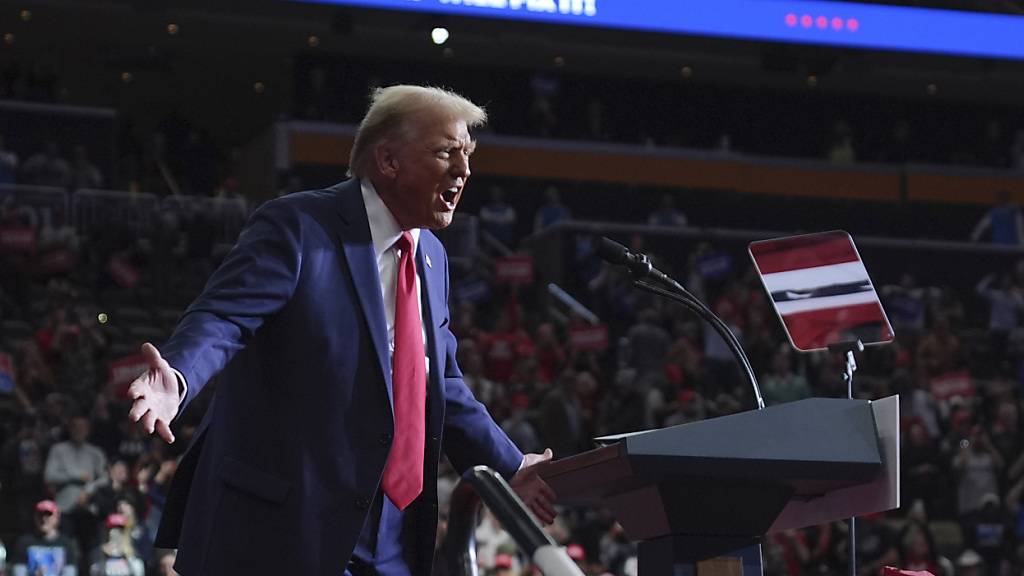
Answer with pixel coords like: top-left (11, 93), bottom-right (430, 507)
top-left (597, 237), bottom-right (683, 292)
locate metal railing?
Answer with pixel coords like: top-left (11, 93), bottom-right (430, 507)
top-left (0, 185), bottom-right (252, 245)
top-left (446, 466), bottom-right (583, 576)
top-left (0, 184), bottom-right (70, 228)
top-left (74, 188), bottom-right (160, 237)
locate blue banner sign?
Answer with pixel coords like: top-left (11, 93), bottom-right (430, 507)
top-left (295, 0), bottom-right (1024, 60)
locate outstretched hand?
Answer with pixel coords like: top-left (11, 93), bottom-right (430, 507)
top-left (510, 448), bottom-right (557, 525)
top-left (127, 342), bottom-right (180, 444)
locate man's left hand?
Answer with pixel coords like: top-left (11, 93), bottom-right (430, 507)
top-left (510, 448), bottom-right (557, 525)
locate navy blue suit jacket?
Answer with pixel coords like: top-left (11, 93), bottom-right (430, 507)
top-left (153, 179), bottom-right (523, 575)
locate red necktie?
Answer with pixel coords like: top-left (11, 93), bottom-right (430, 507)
top-left (381, 231), bottom-right (426, 510)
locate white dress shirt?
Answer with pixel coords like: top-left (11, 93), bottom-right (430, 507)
top-left (360, 179), bottom-right (429, 369)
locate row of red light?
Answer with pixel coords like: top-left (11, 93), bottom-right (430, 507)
top-left (785, 13), bottom-right (860, 31)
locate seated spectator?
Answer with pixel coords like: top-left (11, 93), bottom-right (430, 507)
top-left (539, 370), bottom-right (590, 458)
top-left (916, 316), bottom-right (960, 377)
top-left (961, 493), bottom-right (1011, 576)
top-left (3, 412), bottom-right (50, 532)
top-left (533, 186), bottom-right (571, 232)
top-left (457, 339), bottom-right (498, 406)
top-left (897, 529), bottom-right (947, 576)
top-left (475, 509), bottom-right (520, 573)
top-left (533, 323), bottom-right (565, 384)
top-left (44, 416), bottom-right (107, 555)
top-left (647, 194), bottom-right (688, 228)
top-left (626, 308), bottom-right (671, 381)
top-left (478, 185), bottom-right (517, 249)
top-left (88, 461), bottom-right (143, 528)
top-left (953, 427), bottom-right (1003, 517)
top-left (598, 522), bottom-right (635, 575)
top-left (902, 421), bottom-right (946, 516)
top-left (596, 368), bottom-right (646, 436)
top-left (500, 393), bottom-right (542, 455)
top-left (0, 133), bottom-right (18, 184)
top-left (113, 500), bottom-right (151, 565)
top-left (882, 274), bottom-right (932, 335)
top-left (477, 309), bottom-right (534, 383)
top-left (897, 502), bottom-right (952, 576)
top-left (662, 389), bottom-right (707, 428)
top-left (760, 346), bottom-right (810, 406)
top-left (11, 499), bottom-right (80, 576)
top-left (20, 142), bottom-right (70, 188)
top-left (44, 416), bottom-right (107, 515)
top-left (834, 512), bottom-right (898, 576)
top-left (87, 514), bottom-right (144, 576)
top-left (68, 146), bottom-right (103, 190)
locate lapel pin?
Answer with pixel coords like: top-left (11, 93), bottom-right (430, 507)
top-left (425, 254), bottom-right (433, 269)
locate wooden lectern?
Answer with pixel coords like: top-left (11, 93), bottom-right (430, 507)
top-left (538, 396), bottom-right (900, 576)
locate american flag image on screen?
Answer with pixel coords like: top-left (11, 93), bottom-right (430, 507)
top-left (749, 231), bottom-right (895, 352)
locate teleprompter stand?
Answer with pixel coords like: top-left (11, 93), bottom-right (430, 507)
top-left (827, 339), bottom-right (866, 576)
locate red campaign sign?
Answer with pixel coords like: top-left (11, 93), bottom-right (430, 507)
top-left (107, 256), bottom-right (140, 289)
top-left (0, 227), bottom-right (36, 253)
top-left (495, 255), bottom-right (534, 284)
top-left (108, 354), bottom-right (149, 398)
top-left (930, 371), bottom-right (974, 401)
top-left (36, 248), bottom-right (75, 275)
top-left (569, 324), bottom-right (609, 351)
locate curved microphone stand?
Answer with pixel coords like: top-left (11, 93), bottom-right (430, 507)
top-left (631, 275), bottom-right (765, 411)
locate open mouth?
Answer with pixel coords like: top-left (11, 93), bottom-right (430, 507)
top-left (441, 187), bottom-right (459, 208)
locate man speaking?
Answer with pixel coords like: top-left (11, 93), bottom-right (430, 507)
top-left (126, 85), bottom-right (557, 575)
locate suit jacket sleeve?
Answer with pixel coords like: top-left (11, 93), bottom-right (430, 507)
top-left (161, 198), bottom-right (304, 411)
top-left (437, 252), bottom-right (524, 479)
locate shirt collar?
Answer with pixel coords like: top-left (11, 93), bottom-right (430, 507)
top-left (360, 178), bottom-right (421, 259)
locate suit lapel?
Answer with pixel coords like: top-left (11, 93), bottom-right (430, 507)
top-left (334, 179), bottom-right (393, 406)
top-left (416, 238), bottom-right (446, 434)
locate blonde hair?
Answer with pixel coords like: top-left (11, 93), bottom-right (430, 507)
top-left (348, 85), bottom-right (487, 178)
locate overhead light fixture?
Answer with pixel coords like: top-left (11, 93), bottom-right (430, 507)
top-left (3, 33), bottom-right (14, 45)
top-left (681, 65), bottom-right (693, 78)
top-left (20, 10), bottom-right (31, 22)
top-left (307, 35), bottom-right (320, 48)
top-left (431, 27), bottom-right (449, 45)
top-left (254, 81), bottom-right (266, 94)
top-left (121, 72), bottom-right (133, 83)
top-left (166, 23), bottom-right (179, 36)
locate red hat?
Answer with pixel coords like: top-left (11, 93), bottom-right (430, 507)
top-left (35, 500), bottom-right (58, 515)
top-left (494, 554), bottom-right (514, 569)
top-left (566, 543), bottom-right (585, 561)
top-left (106, 513), bottom-right (128, 529)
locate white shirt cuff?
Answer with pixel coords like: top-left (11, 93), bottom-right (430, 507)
top-left (170, 367), bottom-right (188, 406)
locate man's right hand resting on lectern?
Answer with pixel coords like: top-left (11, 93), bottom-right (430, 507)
top-left (128, 342), bottom-right (180, 445)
